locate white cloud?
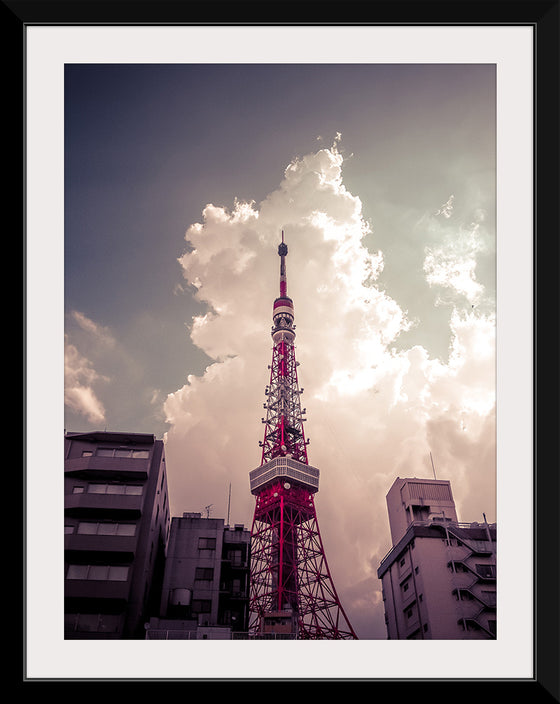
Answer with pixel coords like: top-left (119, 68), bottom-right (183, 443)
top-left (423, 219), bottom-right (488, 305)
top-left (163, 140), bottom-right (496, 639)
top-left (64, 311), bottom-right (115, 425)
top-left (435, 194), bottom-right (455, 218)
top-left (71, 310), bottom-right (116, 347)
top-left (64, 337), bottom-right (107, 423)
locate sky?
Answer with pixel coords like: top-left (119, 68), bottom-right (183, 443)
top-left (63, 62), bottom-right (497, 640)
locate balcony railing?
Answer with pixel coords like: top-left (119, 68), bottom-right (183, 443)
top-left (65, 492), bottom-right (143, 514)
top-left (65, 455), bottom-right (149, 478)
top-left (146, 629), bottom-right (198, 640)
top-left (145, 629), bottom-right (297, 640)
top-left (249, 457), bottom-right (319, 494)
top-left (232, 632), bottom-right (297, 640)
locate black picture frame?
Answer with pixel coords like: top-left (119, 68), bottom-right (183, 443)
top-left (15, 1), bottom-right (558, 698)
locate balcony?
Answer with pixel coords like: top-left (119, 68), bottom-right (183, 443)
top-left (65, 455), bottom-right (149, 479)
top-left (65, 492), bottom-right (143, 516)
top-left (65, 577), bottom-right (131, 601)
top-left (448, 559), bottom-right (496, 586)
top-left (65, 532), bottom-right (137, 555)
top-left (460, 616), bottom-right (496, 638)
top-left (219, 583), bottom-right (248, 598)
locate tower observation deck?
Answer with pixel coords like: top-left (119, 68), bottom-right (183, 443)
top-left (248, 233), bottom-right (357, 639)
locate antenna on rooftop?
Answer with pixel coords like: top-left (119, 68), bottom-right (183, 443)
top-left (430, 452), bottom-right (437, 480)
top-left (204, 504), bottom-right (214, 519)
top-left (227, 483), bottom-right (232, 526)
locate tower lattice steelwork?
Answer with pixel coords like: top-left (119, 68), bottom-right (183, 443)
top-left (248, 233), bottom-right (357, 639)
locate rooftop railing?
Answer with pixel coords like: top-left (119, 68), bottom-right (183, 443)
top-left (378, 519), bottom-right (496, 568)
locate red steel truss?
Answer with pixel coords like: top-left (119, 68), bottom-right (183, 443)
top-left (248, 233), bottom-right (357, 639)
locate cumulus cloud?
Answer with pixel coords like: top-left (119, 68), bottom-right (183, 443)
top-left (423, 213), bottom-right (489, 306)
top-left (163, 139), bottom-right (496, 639)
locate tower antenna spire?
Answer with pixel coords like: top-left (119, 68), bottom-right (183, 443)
top-left (248, 232), bottom-right (357, 640)
top-left (278, 229), bottom-right (288, 298)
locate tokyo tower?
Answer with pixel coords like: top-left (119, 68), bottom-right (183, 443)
top-left (248, 233), bottom-right (357, 639)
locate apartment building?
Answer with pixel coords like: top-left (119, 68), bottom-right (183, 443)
top-left (64, 430), bottom-right (170, 639)
top-left (377, 477), bottom-right (496, 639)
top-left (146, 513), bottom-right (250, 639)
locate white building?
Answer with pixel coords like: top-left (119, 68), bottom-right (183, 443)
top-left (377, 477), bottom-right (496, 640)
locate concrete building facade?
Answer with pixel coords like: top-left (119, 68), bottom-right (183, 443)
top-left (146, 513), bottom-right (250, 639)
top-left (377, 477), bottom-right (496, 640)
top-left (64, 431), bottom-right (170, 639)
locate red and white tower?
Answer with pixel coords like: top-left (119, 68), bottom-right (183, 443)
top-left (248, 233), bottom-right (357, 639)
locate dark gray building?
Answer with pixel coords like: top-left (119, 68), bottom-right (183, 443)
top-left (146, 513), bottom-right (250, 640)
top-left (64, 431), bottom-right (170, 639)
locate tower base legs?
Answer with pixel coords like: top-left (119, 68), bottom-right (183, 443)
top-left (249, 482), bottom-right (357, 639)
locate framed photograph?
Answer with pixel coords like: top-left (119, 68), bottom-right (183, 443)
top-left (19, 2), bottom-right (558, 694)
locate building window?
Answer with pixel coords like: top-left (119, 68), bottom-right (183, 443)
top-left (66, 564), bottom-right (129, 581)
top-left (97, 448), bottom-right (115, 457)
top-left (108, 566), bottom-right (129, 581)
top-left (104, 523), bottom-right (136, 536)
top-left (133, 449), bottom-right (150, 459)
top-left (198, 537), bottom-right (216, 550)
top-left (228, 549), bottom-right (244, 566)
top-left (77, 521), bottom-right (136, 536)
top-left (81, 450), bottom-right (93, 457)
top-left (475, 563), bottom-right (496, 579)
top-left (72, 486), bottom-right (85, 494)
top-left (195, 567), bottom-right (214, 581)
top-left (96, 448), bottom-right (150, 459)
top-left (87, 483), bottom-right (108, 493)
top-left (66, 564), bottom-right (88, 580)
top-left (126, 485), bottom-right (143, 495)
top-left (86, 483), bottom-right (143, 495)
top-left (88, 565), bottom-right (112, 580)
top-left (191, 600), bottom-right (212, 614)
top-left (115, 449), bottom-right (132, 458)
